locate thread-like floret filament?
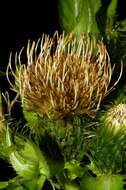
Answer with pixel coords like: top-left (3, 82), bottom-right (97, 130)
top-left (8, 32), bottom-right (117, 119)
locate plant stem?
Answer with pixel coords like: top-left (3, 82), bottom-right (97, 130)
top-left (37, 175), bottom-right (46, 190)
top-left (56, 172), bottom-right (79, 190)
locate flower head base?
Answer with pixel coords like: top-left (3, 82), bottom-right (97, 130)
top-left (9, 33), bottom-right (114, 119)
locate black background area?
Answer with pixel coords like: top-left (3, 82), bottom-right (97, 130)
top-left (0, 0), bottom-right (126, 72)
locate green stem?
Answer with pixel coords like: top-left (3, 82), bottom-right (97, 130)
top-left (37, 175), bottom-right (46, 190)
top-left (57, 172), bottom-right (79, 190)
top-left (23, 175), bottom-right (46, 190)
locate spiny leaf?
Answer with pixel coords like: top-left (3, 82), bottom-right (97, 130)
top-left (58, 0), bottom-right (101, 35)
top-left (5, 128), bottom-right (50, 180)
top-left (80, 175), bottom-right (125, 190)
top-left (106, 0), bottom-right (118, 25)
top-left (0, 182), bottom-right (8, 189)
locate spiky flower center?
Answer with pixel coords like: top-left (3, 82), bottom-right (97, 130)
top-left (9, 33), bottom-right (114, 119)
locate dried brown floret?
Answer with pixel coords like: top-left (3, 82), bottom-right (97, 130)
top-left (8, 33), bottom-right (118, 119)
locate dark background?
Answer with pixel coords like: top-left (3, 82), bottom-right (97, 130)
top-left (0, 0), bottom-right (126, 188)
top-left (0, 0), bottom-right (60, 71)
top-left (0, 0), bottom-right (126, 72)
top-left (0, 0), bottom-right (61, 185)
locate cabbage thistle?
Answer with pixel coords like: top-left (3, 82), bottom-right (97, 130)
top-left (8, 33), bottom-right (114, 120)
top-left (1, 0), bottom-right (126, 189)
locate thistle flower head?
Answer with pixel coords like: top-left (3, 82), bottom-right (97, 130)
top-left (92, 105), bottom-right (126, 174)
top-left (105, 103), bottom-right (126, 132)
top-left (9, 33), bottom-right (114, 119)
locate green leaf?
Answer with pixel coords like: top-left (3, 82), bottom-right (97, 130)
top-left (0, 177), bottom-right (25, 190)
top-left (21, 177), bottom-right (46, 190)
top-left (120, 19), bottom-right (126, 28)
top-left (65, 161), bottom-right (84, 180)
top-left (106, 0), bottom-right (117, 25)
top-left (94, 0), bottom-right (118, 37)
top-left (6, 128), bottom-right (50, 180)
top-left (80, 175), bottom-right (125, 190)
top-left (0, 182), bottom-right (8, 189)
top-left (58, 0), bottom-right (101, 35)
top-left (5, 185), bottom-right (24, 190)
top-left (0, 177), bottom-right (46, 190)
